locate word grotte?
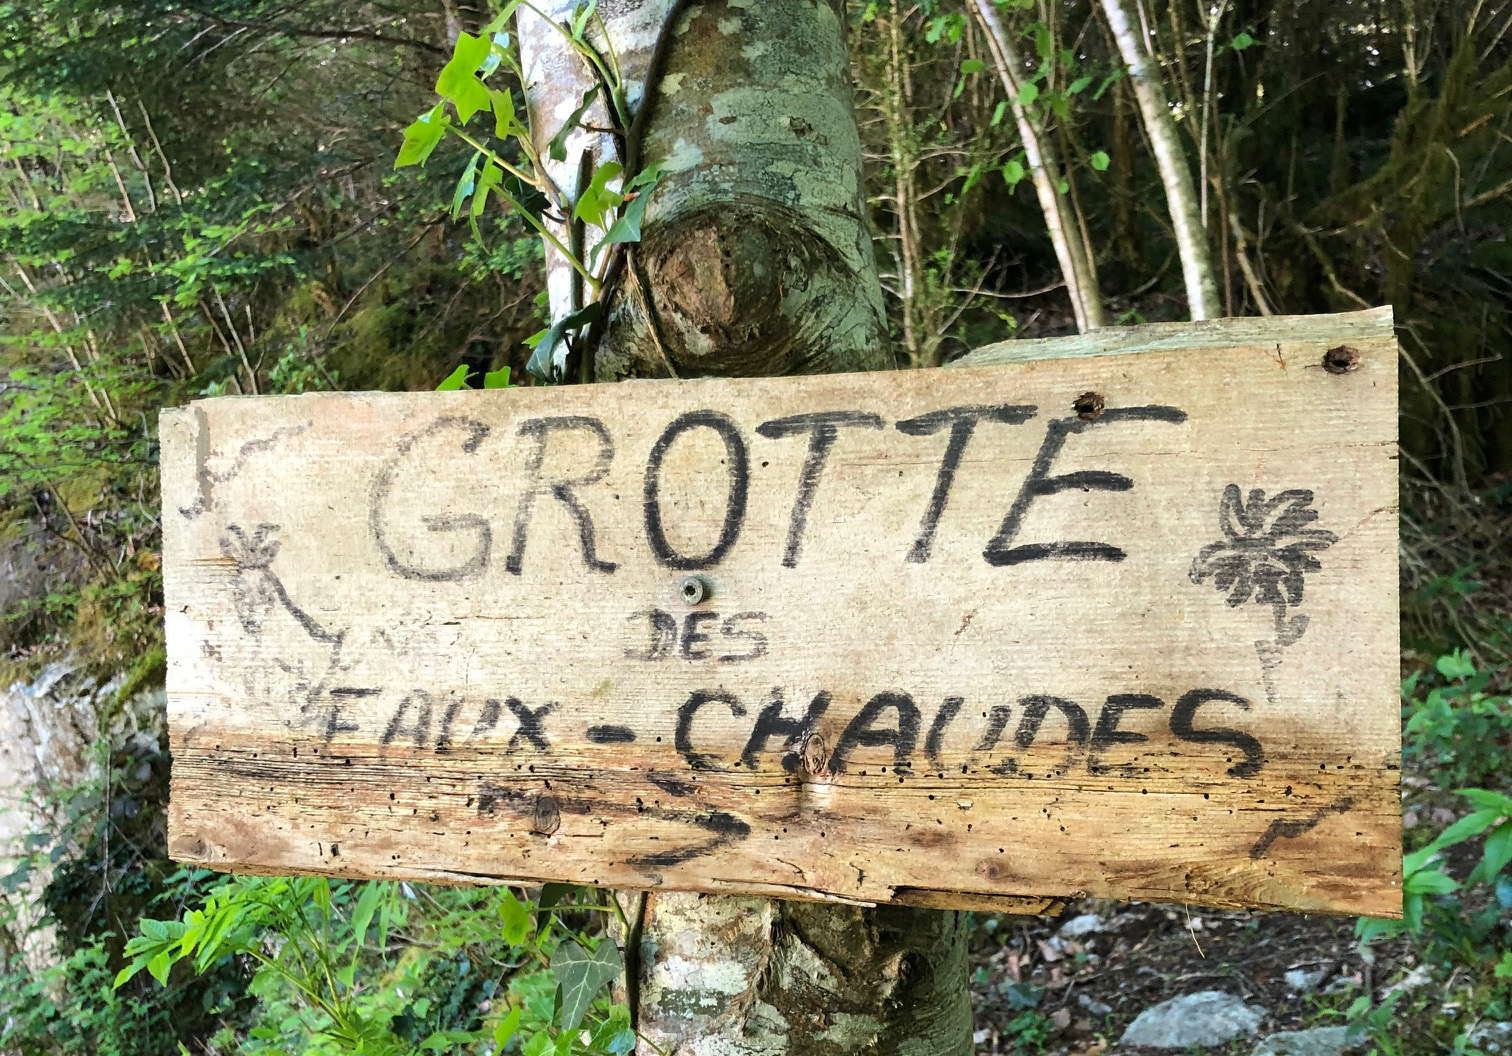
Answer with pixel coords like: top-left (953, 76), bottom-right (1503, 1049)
top-left (368, 403), bottom-right (1189, 581)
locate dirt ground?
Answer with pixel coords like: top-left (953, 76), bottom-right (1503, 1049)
top-left (968, 896), bottom-right (1408, 1054)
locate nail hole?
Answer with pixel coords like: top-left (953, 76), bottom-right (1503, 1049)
top-left (1323, 345), bottom-right (1360, 374)
top-left (1073, 391), bottom-right (1106, 420)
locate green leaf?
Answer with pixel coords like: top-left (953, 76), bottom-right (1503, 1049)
top-left (1403, 868), bottom-right (1457, 896)
top-left (1068, 75), bottom-right (1093, 94)
top-left (961, 58), bottom-right (987, 75)
top-left (494, 1007), bottom-right (523, 1046)
top-left (574, 161), bottom-right (625, 230)
top-left (437, 365), bottom-right (471, 390)
top-left (991, 100), bottom-right (1008, 126)
top-left (1018, 82), bottom-right (1040, 106)
top-left (482, 0), bottom-right (525, 34)
top-left (490, 88), bottom-right (519, 138)
top-left (571, 0), bottom-right (598, 40)
top-left (1462, 788), bottom-right (1512, 815)
top-left (499, 890), bottom-right (530, 943)
top-left (396, 105), bottom-right (450, 168)
top-left (1003, 158), bottom-right (1026, 187)
top-left (351, 882), bottom-right (387, 953)
top-left (1231, 31), bottom-right (1255, 49)
top-left (550, 86), bottom-right (600, 163)
top-left (436, 33), bottom-right (493, 123)
top-left (525, 303), bottom-right (603, 382)
top-left (1436, 650), bottom-right (1476, 679)
top-left (483, 367), bottom-right (512, 389)
top-left (452, 151), bottom-right (482, 219)
top-left (523, 1030), bottom-right (554, 1056)
top-left (590, 170), bottom-right (663, 266)
top-left (473, 161), bottom-right (503, 220)
top-left (1471, 821), bottom-right (1512, 883)
top-left (551, 939), bottom-right (623, 1033)
top-left (1090, 150), bottom-right (1110, 171)
top-left (1427, 809), bottom-right (1503, 852)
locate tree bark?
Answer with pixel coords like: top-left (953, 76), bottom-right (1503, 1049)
top-left (1099, 0), bottom-right (1222, 319)
top-left (516, 3), bottom-right (970, 1052)
top-left (969, 0), bottom-right (1106, 332)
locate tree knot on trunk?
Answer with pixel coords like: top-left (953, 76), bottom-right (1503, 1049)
top-left (638, 197), bottom-right (860, 377)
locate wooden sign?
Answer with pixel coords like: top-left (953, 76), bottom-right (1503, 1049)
top-left (161, 308), bottom-right (1401, 917)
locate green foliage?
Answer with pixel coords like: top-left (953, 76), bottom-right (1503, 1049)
top-left (398, 5), bottom-right (667, 382)
top-left (115, 878), bottom-right (640, 1056)
top-left (1403, 650), bottom-right (1512, 790)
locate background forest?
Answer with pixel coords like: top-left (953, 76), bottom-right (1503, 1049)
top-left (1, 0), bottom-right (1510, 1054)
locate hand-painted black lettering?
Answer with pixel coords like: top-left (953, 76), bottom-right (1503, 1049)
top-left (435, 693), bottom-right (465, 751)
top-left (382, 690), bottom-right (433, 748)
top-left (625, 609), bottom-right (679, 660)
top-left (469, 697), bottom-right (502, 741)
top-left (587, 724), bottom-right (637, 744)
top-left (506, 416), bottom-right (617, 575)
top-left (370, 417), bottom-right (492, 581)
top-left (924, 696), bottom-right (964, 770)
top-left (741, 690), bottom-right (831, 772)
top-left (1015, 695), bottom-right (1091, 748)
top-left (629, 807), bottom-right (751, 868)
top-left (828, 691), bottom-right (921, 774)
top-left (1170, 688), bottom-right (1266, 778)
top-left (675, 690), bottom-right (748, 770)
top-left (506, 698), bottom-right (555, 752)
top-left (679, 610), bottom-right (719, 660)
top-left (718, 612), bottom-right (770, 663)
top-left (324, 687), bottom-right (374, 742)
top-left (984, 405), bottom-right (1187, 566)
top-left (1089, 694), bottom-right (1164, 775)
top-left (644, 410), bottom-right (749, 570)
top-left (756, 411), bottom-right (884, 567)
top-left (896, 405), bottom-right (1038, 563)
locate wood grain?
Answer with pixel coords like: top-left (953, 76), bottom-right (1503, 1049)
top-left (161, 308), bottom-right (1401, 916)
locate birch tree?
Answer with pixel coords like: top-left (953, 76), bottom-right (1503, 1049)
top-left (1098, 0), bottom-right (1221, 319)
top-left (970, 0), bottom-right (1106, 332)
top-left (512, 2), bottom-right (971, 1052)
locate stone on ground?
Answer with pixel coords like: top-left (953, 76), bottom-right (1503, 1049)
top-left (1252, 1025), bottom-right (1353, 1056)
top-left (1119, 990), bottom-right (1265, 1049)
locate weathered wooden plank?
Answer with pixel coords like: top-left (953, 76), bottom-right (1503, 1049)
top-left (161, 309), bottom-right (1401, 916)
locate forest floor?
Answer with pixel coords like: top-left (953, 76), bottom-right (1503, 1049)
top-left (969, 895), bottom-right (1390, 1054)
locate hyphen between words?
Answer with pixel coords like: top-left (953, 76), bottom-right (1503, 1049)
top-left (355, 398), bottom-right (1274, 784)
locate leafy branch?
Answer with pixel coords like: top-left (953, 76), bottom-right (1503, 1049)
top-left (396, 0), bottom-right (672, 383)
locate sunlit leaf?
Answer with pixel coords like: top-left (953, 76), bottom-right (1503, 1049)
top-left (437, 365), bottom-right (470, 390)
top-left (551, 938), bottom-right (623, 1033)
top-left (1090, 150), bottom-right (1110, 171)
top-left (550, 86), bottom-right (600, 162)
top-left (396, 104), bottom-right (450, 168)
top-left (452, 151), bottom-right (482, 219)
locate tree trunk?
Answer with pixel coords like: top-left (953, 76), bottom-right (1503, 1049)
top-left (1099, 0), bottom-right (1222, 320)
top-left (516, 3), bottom-right (970, 1052)
top-left (969, 0), bottom-right (1105, 332)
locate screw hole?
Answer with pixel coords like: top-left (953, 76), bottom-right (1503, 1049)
top-left (1073, 391), bottom-right (1106, 420)
top-left (1322, 345), bottom-right (1360, 374)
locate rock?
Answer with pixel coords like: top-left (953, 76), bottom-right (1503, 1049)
top-left (1284, 968), bottom-right (1329, 993)
top-left (1058, 913), bottom-right (1106, 938)
top-left (1119, 991), bottom-right (1265, 1049)
top-left (1252, 1026), bottom-right (1353, 1056)
top-left (1077, 993), bottom-right (1114, 1017)
top-left (1469, 1022), bottom-right (1512, 1056)
top-left (1381, 965), bottom-right (1432, 998)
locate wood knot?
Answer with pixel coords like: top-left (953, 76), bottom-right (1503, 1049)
top-left (531, 794), bottom-right (561, 836)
